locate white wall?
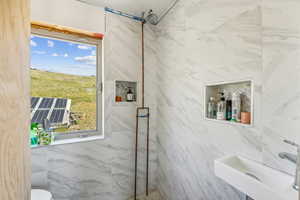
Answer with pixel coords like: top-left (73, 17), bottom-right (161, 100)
top-left (31, 0), bottom-right (105, 34)
top-left (153, 0), bottom-right (300, 199)
top-left (154, 1), bottom-right (262, 199)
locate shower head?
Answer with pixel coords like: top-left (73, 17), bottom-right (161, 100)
top-left (143, 10), bottom-right (159, 25)
top-left (142, 0), bottom-right (180, 25)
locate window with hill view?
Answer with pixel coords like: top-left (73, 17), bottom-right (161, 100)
top-left (30, 34), bottom-right (99, 134)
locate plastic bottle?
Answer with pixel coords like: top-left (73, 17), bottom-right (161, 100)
top-left (226, 93), bottom-right (232, 121)
top-left (217, 92), bottom-right (226, 120)
top-left (231, 92), bottom-right (241, 122)
top-left (226, 100), bottom-right (232, 120)
top-left (207, 97), bottom-right (216, 119)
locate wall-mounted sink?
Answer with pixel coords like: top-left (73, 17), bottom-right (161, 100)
top-left (215, 155), bottom-right (298, 200)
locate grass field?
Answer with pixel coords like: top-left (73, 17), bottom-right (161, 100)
top-left (31, 69), bottom-right (97, 132)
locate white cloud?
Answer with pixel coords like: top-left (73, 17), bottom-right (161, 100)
top-left (75, 55), bottom-right (96, 65)
top-left (47, 40), bottom-right (54, 47)
top-left (78, 45), bottom-right (91, 50)
top-left (52, 53), bottom-right (59, 57)
top-left (30, 40), bottom-right (37, 47)
top-left (91, 50), bottom-right (96, 56)
top-left (63, 53), bottom-right (68, 57)
top-left (33, 51), bottom-right (46, 55)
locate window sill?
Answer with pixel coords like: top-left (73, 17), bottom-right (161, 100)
top-left (31, 135), bottom-right (104, 149)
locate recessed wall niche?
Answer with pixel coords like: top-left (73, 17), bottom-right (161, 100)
top-left (205, 80), bottom-right (253, 126)
top-left (115, 80), bottom-right (137, 103)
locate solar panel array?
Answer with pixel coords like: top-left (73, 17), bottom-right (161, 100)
top-left (31, 97), bottom-right (70, 127)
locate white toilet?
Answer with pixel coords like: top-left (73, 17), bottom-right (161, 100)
top-left (31, 189), bottom-right (53, 200)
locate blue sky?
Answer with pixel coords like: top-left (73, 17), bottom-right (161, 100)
top-left (30, 35), bottom-right (96, 76)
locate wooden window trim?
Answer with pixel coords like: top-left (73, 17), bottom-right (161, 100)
top-left (31, 21), bottom-right (104, 40)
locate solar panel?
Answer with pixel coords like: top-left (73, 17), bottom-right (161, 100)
top-left (31, 97), bottom-right (39, 109)
top-left (55, 98), bottom-right (67, 108)
top-left (31, 97), bottom-right (70, 127)
top-left (50, 109), bottom-right (65, 123)
top-left (39, 98), bottom-right (54, 109)
top-left (32, 110), bottom-right (50, 124)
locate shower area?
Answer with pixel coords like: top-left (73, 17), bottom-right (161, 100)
top-left (31, 1), bottom-right (176, 200)
top-left (105, 6), bottom-right (176, 200)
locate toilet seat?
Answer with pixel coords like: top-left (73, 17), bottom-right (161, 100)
top-left (31, 189), bottom-right (53, 200)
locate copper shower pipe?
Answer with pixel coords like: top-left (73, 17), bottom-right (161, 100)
top-left (134, 108), bottom-right (139, 200)
top-left (141, 21), bottom-right (145, 108)
top-left (141, 21), bottom-right (150, 197)
top-left (134, 21), bottom-right (150, 200)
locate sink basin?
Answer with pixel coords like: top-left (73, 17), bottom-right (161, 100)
top-left (215, 155), bottom-right (298, 200)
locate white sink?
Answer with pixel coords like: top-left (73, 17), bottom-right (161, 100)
top-left (215, 155), bottom-right (298, 200)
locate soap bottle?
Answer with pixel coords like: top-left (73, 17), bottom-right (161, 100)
top-left (126, 87), bottom-right (134, 102)
top-left (226, 93), bottom-right (232, 121)
top-left (231, 92), bottom-right (241, 122)
top-left (207, 97), bottom-right (216, 119)
top-left (217, 92), bottom-right (226, 120)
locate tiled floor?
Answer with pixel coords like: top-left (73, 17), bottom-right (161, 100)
top-left (128, 190), bottom-right (161, 200)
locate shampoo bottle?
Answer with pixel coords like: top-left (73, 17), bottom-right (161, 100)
top-left (231, 92), bottom-right (241, 122)
top-left (226, 95), bottom-right (232, 121)
top-left (207, 97), bottom-right (216, 119)
top-left (126, 88), bottom-right (134, 102)
top-left (217, 92), bottom-right (226, 120)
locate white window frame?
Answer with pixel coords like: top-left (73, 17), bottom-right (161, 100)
top-left (31, 28), bottom-right (103, 141)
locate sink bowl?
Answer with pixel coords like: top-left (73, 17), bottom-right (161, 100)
top-left (215, 155), bottom-right (298, 200)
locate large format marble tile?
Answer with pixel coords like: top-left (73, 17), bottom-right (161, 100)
top-left (154, 0), bottom-right (300, 200)
top-left (262, 0), bottom-right (300, 175)
top-left (155, 0), bottom-right (262, 199)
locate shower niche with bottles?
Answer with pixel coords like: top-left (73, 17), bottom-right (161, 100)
top-left (204, 80), bottom-right (253, 126)
top-left (115, 80), bottom-right (137, 103)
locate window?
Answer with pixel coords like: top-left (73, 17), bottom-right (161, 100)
top-left (30, 28), bottom-right (102, 140)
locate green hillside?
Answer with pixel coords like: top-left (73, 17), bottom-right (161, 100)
top-left (31, 69), bottom-right (97, 132)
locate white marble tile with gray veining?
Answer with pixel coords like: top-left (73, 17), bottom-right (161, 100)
top-left (154, 0), bottom-right (262, 199)
top-left (262, 0), bottom-right (300, 176)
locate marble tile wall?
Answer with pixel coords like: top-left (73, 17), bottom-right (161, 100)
top-left (152, 0), bottom-right (299, 199)
top-left (262, 0), bottom-right (300, 175)
top-left (31, 12), bottom-right (158, 200)
top-left (154, 1), bottom-right (262, 199)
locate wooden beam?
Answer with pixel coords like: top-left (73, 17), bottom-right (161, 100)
top-left (31, 21), bottom-right (104, 40)
top-left (0, 0), bottom-right (31, 199)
